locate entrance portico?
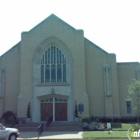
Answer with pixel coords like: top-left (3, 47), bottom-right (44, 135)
top-left (32, 35), bottom-right (73, 122)
top-left (38, 93), bottom-right (69, 122)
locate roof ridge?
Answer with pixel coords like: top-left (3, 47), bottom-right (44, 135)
top-left (28, 14), bottom-right (77, 33)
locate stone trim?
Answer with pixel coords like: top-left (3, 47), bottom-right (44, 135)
top-left (36, 82), bottom-right (70, 86)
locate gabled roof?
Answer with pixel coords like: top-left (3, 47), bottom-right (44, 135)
top-left (29, 14), bottom-right (77, 32)
top-left (117, 62), bottom-right (140, 65)
top-left (0, 42), bottom-right (21, 58)
top-left (1, 14), bottom-right (78, 57)
top-left (0, 14), bottom-right (111, 58)
top-left (30, 14), bottom-right (110, 55)
top-left (85, 38), bottom-right (109, 55)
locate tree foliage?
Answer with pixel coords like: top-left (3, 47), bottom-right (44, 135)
top-left (1, 111), bottom-right (18, 125)
top-left (75, 101), bottom-right (78, 117)
top-left (127, 78), bottom-right (140, 123)
top-left (27, 102), bottom-right (31, 118)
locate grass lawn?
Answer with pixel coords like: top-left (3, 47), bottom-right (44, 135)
top-left (112, 123), bottom-right (132, 131)
top-left (83, 123), bottom-right (139, 138)
top-left (83, 131), bottom-right (127, 138)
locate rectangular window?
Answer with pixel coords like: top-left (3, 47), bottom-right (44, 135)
top-left (78, 103), bottom-right (84, 113)
top-left (126, 101), bottom-right (131, 114)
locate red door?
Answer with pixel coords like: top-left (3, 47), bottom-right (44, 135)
top-left (55, 103), bottom-right (67, 121)
top-left (41, 103), bottom-right (53, 121)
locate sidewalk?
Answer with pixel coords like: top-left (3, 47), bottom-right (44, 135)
top-left (18, 131), bottom-right (83, 139)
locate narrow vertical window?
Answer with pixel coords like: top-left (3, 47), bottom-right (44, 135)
top-left (48, 48), bottom-right (50, 64)
top-left (57, 64), bottom-right (62, 82)
top-left (103, 64), bottom-right (111, 96)
top-left (45, 65), bottom-right (50, 82)
top-left (51, 46), bottom-right (54, 63)
top-left (62, 54), bottom-right (64, 63)
top-left (63, 64), bottom-right (66, 82)
top-left (41, 65), bottom-right (44, 82)
top-left (51, 64), bottom-right (56, 82)
top-left (42, 55), bottom-right (44, 64)
top-left (126, 101), bottom-right (131, 114)
top-left (45, 51), bottom-right (48, 64)
top-left (57, 49), bottom-right (60, 64)
top-left (54, 47), bottom-right (56, 64)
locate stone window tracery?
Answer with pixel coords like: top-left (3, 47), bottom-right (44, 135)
top-left (40, 46), bottom-right (66, 83)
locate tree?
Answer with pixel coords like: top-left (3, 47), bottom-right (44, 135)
top-left (27, 102), bottom-right (31, 118)
top-left (75, 101), bottom-right (78, 118)
top-left (127, 78), bottom-right (140, 123)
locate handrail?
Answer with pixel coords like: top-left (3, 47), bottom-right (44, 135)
top-left (46, 116), bottom-right (53, 128)
top-left (38, 123), bottom-right (44, 138)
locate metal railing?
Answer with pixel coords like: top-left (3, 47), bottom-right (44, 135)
top-left (38, 123), bottom-right (44, 138)
top-left (38, 116), bottom-right (52, 138)
top-left (46, 116), bottom-right (53, 128)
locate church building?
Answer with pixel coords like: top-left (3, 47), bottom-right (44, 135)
top-left (0, 14), bottom-right (140, 122)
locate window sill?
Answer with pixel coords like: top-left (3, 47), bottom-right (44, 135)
top-left (37, 82), bottom-right (70, 86)
top-left (105, 94), bottom-right (112, 97)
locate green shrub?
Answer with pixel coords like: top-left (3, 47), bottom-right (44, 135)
top-left (0, 111), bottom-right (18, 125)
top-left (111, 122), bottom-right (122, 128)
top-left (82, 117), bottom-right (91, 124)
top-left (27, 102), bottom-right (31, 118)
top-left (131, 123), bottom-right (140, 131)
top-left (75, 101), bottom-right (78, 117)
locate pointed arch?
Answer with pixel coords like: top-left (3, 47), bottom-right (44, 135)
top-left (33, 36), bottom-right (72, 84)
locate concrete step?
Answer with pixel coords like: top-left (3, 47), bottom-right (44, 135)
top-left (16, 122), bottom-right (82, 132)
top-left (15, 123), bottom-right (41, 132)
top-left (18, 127), bottom-right (39, 132)
top-left (46, 122), bottom-right (82, 131)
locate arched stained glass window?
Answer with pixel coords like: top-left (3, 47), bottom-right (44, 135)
top-left (51, 64), bottom-right (56, 82)
top-left (57, 64), bottom-right (62, 82)
top-left (41, 65), bottom-right (44, 82)
top-left (40, 46), bottom-right (66, 83)
top-left (63, 64), bottom-right (66, 82)
top-left (45, 65), bottom-right (50, 82)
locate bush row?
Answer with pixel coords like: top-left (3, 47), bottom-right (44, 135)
top-left (82, 116), bottom-right (140, 123)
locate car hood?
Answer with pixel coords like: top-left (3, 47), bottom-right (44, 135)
top-left (5, 128), bottom-right (18, 131)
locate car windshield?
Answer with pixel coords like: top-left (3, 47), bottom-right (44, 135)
top-left (0, 123), bottom-right (4, 129)
top-left (0, 123), bottom-right (3, 126)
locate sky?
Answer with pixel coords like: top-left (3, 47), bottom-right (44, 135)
top-left (0, 0), bottom-right (140, 62)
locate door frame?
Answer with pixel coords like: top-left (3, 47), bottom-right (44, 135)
top-left (40, 97), bottom-right (67, 121)
top-left (55, 102), bottom-right (67, 121)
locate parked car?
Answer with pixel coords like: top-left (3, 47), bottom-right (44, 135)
top-left (0, 123), bottom-right (20, 140)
